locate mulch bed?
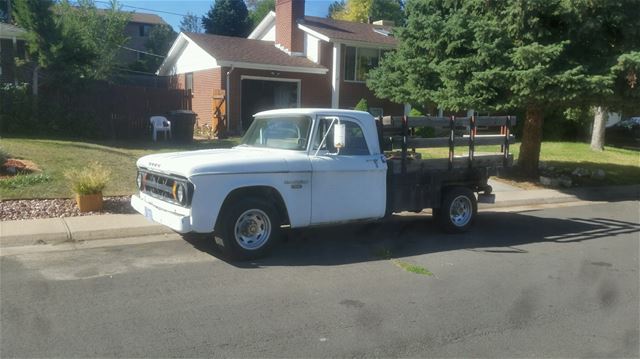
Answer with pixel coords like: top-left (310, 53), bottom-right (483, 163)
top-left (1, 158), bottom-right (40, 178)
top-left (1, 196), bottom-right (137, 221)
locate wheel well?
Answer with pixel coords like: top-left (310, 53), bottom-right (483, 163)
top-left (219, 186), bottom-right (290, 226)
top-left (435, 184), bottom-right (476, 208)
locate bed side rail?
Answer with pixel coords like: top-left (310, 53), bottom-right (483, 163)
top-left (378, 115), bottom-right (517, 173)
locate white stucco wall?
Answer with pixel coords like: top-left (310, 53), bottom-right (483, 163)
top-left (170, 40), bottom-right (219, 75)
top-left (305, 33), bottom-right (319, 63)
top-left (260, 25), bottom-right (276, 41)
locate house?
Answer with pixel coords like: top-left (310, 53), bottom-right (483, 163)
top-left (111, 11), bottom-right (170, 65)
top-left (157, 0), bottom-right (403, 134)
top-left (0, 22), bottom-right (28, 85)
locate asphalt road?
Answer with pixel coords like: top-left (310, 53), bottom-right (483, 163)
top-left (1, 201), bottom-right (639, 358)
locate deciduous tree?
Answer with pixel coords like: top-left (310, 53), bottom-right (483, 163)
top-left (13, 0), bottom-right (129, 83)
top-left (331, 0), bottom-right (403, 25)
top-left (180, 12), bottom-right (202, 33)
top-left (327, 1), bottom-right (344, 19)
top-left (249, 0), bottom-right (274, 28)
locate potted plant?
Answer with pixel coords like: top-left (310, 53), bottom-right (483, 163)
top-left (64, 162), bottom-right (111, 212)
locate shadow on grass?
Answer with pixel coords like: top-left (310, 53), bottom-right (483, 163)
top-left (183, 206), bottom-right (640, 268)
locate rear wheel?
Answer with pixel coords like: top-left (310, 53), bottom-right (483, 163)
top-left (216, 198), bottom-right (281, 260)
top-left (438, 187), bottom-right (477, 233)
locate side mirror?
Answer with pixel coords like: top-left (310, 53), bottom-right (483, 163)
top-left (334, 123), bottom-right (346, 149)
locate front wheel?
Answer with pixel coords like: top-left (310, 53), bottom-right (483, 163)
top-left (216, 198), bottom-right (281, 260)
top-left (438, 187), bottom-right (477, 233)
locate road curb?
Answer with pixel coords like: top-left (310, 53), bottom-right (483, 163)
top-left (1, 214), bottom-right (173, 249)
top-left (1, 185), bottom-right (637, 250)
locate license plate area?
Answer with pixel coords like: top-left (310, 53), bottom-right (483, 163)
top-left (144, 207), bottom-right (154, 221)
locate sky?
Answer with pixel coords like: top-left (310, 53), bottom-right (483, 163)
top-left (95, 0), bottom-right (334, 31)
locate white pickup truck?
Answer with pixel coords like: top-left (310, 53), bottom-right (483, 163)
top-left (131, 108), bottom-right (515, 259)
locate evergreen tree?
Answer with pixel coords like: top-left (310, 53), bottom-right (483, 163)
top-left (368, 0), bottom-right (640, 177)
top-left (202, 0), bottom-right (251, 37)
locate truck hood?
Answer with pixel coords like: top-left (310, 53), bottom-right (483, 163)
top-left (137, 147), bottom-right (295, 178)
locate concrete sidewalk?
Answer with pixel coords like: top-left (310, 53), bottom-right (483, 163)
top-left (1, 184), bottom-right (638, 249)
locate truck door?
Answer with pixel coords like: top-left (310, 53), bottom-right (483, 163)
top-left (310, 116), bottom-right (387, 224)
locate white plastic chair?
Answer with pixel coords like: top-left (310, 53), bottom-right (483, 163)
top-left (150, 116), bottom-right (171, 142)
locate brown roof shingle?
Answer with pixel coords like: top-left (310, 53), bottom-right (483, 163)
top-left (129, 12), bottom-right (168, 26)
top-left (95, 8), bottom-right (168, 25)
top-left (184, 32), bottom-right (327, 71)
top-left (299, 16), bottom-right (396, 46)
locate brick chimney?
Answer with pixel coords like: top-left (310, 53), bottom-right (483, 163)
top-left (275, 0), bottom-right (305, 54)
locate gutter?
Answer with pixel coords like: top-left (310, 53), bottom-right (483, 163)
top-left (226, 66), bottom-right (235, 133)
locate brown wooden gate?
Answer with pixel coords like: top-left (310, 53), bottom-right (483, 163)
top-left (212, 89), bottom-right (227, 137)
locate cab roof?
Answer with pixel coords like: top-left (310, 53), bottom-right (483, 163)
top-left (254, 108), bottom-right (373, 119)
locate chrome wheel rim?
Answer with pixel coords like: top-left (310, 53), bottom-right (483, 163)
top-left (234, 209), bottom-right (271, 250)
top-left (449, 195), bottom-right (472, 227)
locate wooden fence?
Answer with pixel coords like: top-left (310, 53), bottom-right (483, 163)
top-left (39, 81), bottom-right (192, 140)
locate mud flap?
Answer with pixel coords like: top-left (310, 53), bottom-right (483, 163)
top-left (477, 193), bottom-right (496, 204)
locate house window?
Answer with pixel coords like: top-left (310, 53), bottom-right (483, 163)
top-left (344, 46), bottom-right (385, 82)
top-left (139, 24), bottom-right (152, 37)
top-left (185, 73), bottom-right (193, 91)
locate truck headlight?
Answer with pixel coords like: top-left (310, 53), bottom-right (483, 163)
top-left (136, 172), bottom-right (143, 190)
top-left (176, 183), bottom-right (186, 205)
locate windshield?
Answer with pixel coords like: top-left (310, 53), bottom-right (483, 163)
top-left (240, 115), bottom-right (312, 150)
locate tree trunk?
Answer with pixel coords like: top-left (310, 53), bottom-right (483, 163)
top-left (518, 105), bottom-right (544, 178)
top-left (32, 66), bottom-right (39, 96)
top-left (590, 106), bottom-right (606, 151)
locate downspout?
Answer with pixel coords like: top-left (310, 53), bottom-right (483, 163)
top-left (225, 66), bottom-right (234, 133)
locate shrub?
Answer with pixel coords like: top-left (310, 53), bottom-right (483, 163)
top-left (63, 162), bottom-right (111, 195)
top-left (408, 108), bottom-right (437, 138)
top-left (354, 98), bottom-right (368, 112)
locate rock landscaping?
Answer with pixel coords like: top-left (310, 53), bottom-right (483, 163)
top-left (0, 196), bottom-right (136, 221)
top-left (539, 162), bottom-right (608, 188)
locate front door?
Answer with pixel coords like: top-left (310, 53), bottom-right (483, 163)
top-left (310, 116), bottom-right (387, 224)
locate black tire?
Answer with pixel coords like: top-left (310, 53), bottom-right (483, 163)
top-left (215, 197), bottom-right (281, 260)
top-left (438, 187), bottom-right (477, 233)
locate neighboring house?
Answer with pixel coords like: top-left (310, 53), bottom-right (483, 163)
top-left (114, 11), bottom-right (170, 65)
top-left (0, 22), bottom-right (28, 85)
top-left (157, 0), bottom-right (403, 133)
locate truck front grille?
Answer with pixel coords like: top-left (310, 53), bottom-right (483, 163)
top-left (138, 170), bottom-right (191, 206)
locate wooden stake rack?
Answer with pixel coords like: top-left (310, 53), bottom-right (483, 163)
top-left (379, 115), bottom-right (517, 174)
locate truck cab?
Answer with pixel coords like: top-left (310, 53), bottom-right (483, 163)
top-left (131, 109), bottom-right (389, 258)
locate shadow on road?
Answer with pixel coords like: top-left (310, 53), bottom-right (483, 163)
top-left (183, 210), bottom-right (640, 268)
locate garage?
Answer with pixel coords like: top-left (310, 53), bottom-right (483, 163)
top-left (240, 77), bottom-right (300, 130)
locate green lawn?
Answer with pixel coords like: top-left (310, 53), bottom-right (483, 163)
top-left (0, 138), bottom-right (239, 200)
top-left (418, 142), bottom-right (640, 185)
top-left (1, 138), bottom-right (638, 200)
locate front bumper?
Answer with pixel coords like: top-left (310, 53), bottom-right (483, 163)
top-left (131, 194), bottom-right (191, 233)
